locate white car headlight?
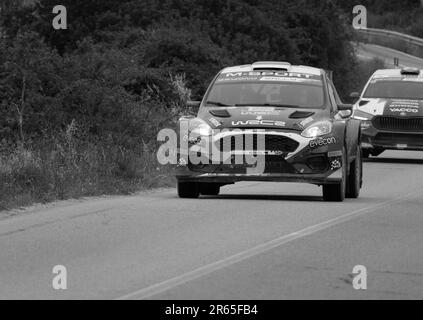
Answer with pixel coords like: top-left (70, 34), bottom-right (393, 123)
top-left (301, 121), bottom-right (332, 138)
top-left (189, 118), bottom-right (213, 137)
top-left (352, 109), bottom-right (373, 121)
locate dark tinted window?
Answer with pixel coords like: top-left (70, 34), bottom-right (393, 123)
top-left (364, 80), bottom-right (423, 99)
top-left (206, 82), bottom-right (324, 108)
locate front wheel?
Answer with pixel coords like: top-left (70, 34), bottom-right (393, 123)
top-left (200, 183), bottom-right (220, 196)
top-left (322, 148), bottom-right (347, 202)
top-left (177, 181), bottom-right (200, 198)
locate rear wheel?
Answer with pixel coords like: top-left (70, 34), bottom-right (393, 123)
top-left (177, 181), bottom-right (200, 198)
top-left (200, 183), bottom-right (220, 196)
top-left (323, 148), bottom-right (347, 202)
top-left (346, 146), bottom-right (362, 198)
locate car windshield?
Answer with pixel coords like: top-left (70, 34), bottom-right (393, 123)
top-left (364, 80), bottom-right (423, 99)
top-left (205, 72), bottom-right (325, 109)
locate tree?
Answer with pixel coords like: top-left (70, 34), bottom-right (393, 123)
top-left (0, 32), bottom-right (63, 143)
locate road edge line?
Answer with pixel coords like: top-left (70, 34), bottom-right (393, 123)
top-left (116, 191), bottom-right (421, 300)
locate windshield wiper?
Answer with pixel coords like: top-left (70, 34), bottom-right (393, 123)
top-left (234, 103), bottom-right (300, 108)
top-left (206, 101), bottom-right (232, 107)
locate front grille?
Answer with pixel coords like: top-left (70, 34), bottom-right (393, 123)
top-left (374, 133), bottom-right (423, 147)
top-left (217, 134), bottom-right (299, 153)
top-left (373, 116), bottom-right (423, 132)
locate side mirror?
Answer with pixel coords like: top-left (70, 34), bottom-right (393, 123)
top-left (338, 110), bottom-right (352, 119)
top-left (338, 103), bottom-right (353, 111)
top-left (337, 104), bottom-right (353, 119)
top-left (348, 92), bottom-right (361, 103)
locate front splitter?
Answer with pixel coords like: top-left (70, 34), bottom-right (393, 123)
top-left (176, 167), bottom-right (343, 184)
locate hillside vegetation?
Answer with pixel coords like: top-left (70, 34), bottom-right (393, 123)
top-left (0, 0), bottom-right (382, 210)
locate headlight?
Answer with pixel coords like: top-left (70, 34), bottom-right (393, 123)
top-left (301, 121), bottom-right (332, 138)
top-left (189, 118), bottom-right (212, 136)
top-left (352, 110), bottom-right (373, 130)
top-left (352, 109), bottom-right (372, 121)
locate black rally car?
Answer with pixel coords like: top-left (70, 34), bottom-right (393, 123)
top-left (351, 67), bottom-right (423, 158)
top-left (175, 61), bottom-right (362, 201)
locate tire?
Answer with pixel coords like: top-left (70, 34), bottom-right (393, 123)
top-left (362, 149), bottom-right (370, 159)
top-left (200, 183), bottom-right (220, 196)
top-left (346, 146), bottom-right (362, 199)
top-left (177, 181), bottom-right (200, 198)
top-left (323, 148), bottom-right (347, 202)
top-left (371, 148), bottom-right (385, 157)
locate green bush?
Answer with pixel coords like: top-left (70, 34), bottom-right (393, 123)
top-left (0, 0), bottom-right (370, 210)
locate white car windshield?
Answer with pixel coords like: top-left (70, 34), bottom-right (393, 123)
top-left (364, 80), bottom-right (423, 100)
top-left (205, 71), bottom-right (325, 108)
top-left (206, 82), bottom-right (324, 108)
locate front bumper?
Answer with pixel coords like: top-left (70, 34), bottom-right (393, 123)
top-left (175, 130), bottom-right (345, 185)
top-left (361, 121), bottom-right (423, 151)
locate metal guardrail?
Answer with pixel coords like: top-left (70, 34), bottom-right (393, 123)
top-left (355, 27), bottom-right (423, 58)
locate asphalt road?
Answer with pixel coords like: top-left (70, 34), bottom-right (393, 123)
top-left (2, 43), bottom-right (423, 300)
top-left (1, 150), bottom-right (423, 300)
top-left (355, 43), bottom-right (423, 68)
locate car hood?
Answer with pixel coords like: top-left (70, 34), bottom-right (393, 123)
top-left (355, 98), bottom-right (423, 117)
top-left (197, 106), bottom-right (326, 131)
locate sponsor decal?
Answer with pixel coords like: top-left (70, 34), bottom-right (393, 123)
top-left (330, 159), bottom-right (342, 170)
top-left (386, 99), bottom-right (422, 116)
top-left (240, 107), bottom-right (281, 116)
top-left (231, 120), bottom-right (286, 127)
top-left (396, 144), bottom-right (408, 149)
top-left (177, 157), bottom-right (187, 166)
top-left (403, 78), bottom-right (423, 82)
top-left (389, 107), bottom-right (418, 114)
top-left (389, 99), bottom-right (420, 104)
top-left (328, 150), bottom-right (343, 157)
top-left (217, 71), bottom-right (321, 83)
top-left (223, 71), bottom-right (316, 78)
top-left (309, 137), bottom-right (337, 149)
top-left (267, 150), bottom-right (285, 156)
top-left (217, 76), bottom-right (259, 82)
top-left (259, 77), bottom-right (309, 82)
top-left (234, 150), bottom-right (285, 156)
top-left (248, 107), bottom-right (276, 112)
top-left (241, 111), bottom-right (281, 116)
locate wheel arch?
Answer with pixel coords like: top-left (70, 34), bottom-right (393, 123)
top-left (344, 118), bottom-right (361, 163)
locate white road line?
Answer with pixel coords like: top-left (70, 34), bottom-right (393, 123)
top-left (116, 190), bottom-right (422, 300)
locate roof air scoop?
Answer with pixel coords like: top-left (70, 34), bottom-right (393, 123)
top-left (289, 111), bottom-right (315, 119)
top-left (209, 109), bottom-right (231, 118)
top-left (400, 67), bottom-right (420, 75)
top-left (252, 61), bottom-right (291, 71)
